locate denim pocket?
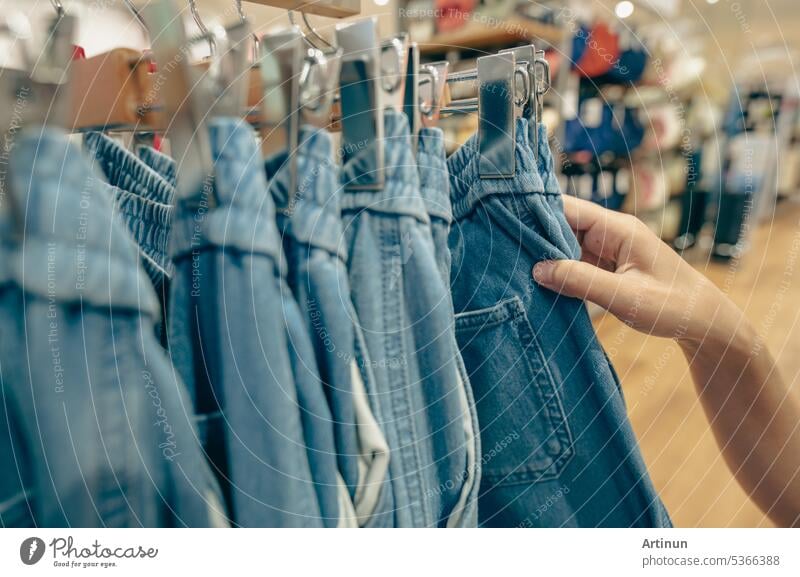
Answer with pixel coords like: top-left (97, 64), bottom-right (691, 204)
top-left (455, 296), bottom-right (573, 487)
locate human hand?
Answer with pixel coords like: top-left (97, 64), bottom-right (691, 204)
top-left (532, 195), bottom-right (748, 349)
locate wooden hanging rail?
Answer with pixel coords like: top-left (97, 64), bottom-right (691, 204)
top-left (245, 0), bottom-right (359, 19)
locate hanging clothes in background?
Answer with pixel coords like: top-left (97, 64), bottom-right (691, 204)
top-left (341, 111), bottom-right (478, 527)
top-left (166, 118), bottom-right (334, 527)
top-left (416, 126), bottom-right (481, 527)
top-left (265, 126), bottom-right (390, 527)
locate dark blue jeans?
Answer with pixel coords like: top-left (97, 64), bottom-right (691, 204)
top-left (167, 118), bottom-right (329, 527)
top-left (341, 111), bottom-right (477, 527)
top-left (266, 126), bottom-right (391, 526)
top-left (448, 118), bottom-right (671, 527)
top-left (0, 128), bottom-right (225, 527)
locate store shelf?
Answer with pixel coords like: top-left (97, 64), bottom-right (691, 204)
top-left (418, 18), bottom-right (563, 55)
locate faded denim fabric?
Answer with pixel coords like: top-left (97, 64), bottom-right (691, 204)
top-left (448, 118), bottom-right (672, 528)
top-left (416, 127), bottom-right (480, 527)
top-left (84, 132), bottom-right (175, 205)
top-left (167, 118), bottom-right (325, 527)
top-left (108, 189), bottom-right (172, 293)
top-left (137, 145), bottom-right (177, 188)
top-left (83, 133), bottom-right (175, 346)
top-left (341, 111), bottom-right (475, 527)
top-left (266, 126), bottom-right (392, 527)
top-left (0, 128), bottom-right (226, 528)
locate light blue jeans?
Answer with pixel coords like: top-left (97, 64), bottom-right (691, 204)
top-left (0, 128), bottom-right (225, 527)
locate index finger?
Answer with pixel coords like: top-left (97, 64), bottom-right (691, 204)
top-left (560, 194), bottom-right (637, 264)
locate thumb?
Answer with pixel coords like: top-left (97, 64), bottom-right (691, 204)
top-left (533, 259), bottom-right (631, 312)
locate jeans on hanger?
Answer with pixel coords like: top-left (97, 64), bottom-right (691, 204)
top-left (84, 132), bottom-right (175, 205)
top-left (137, 145), bottom-right (177, 188)
top-left (0, 128), bottom-right (226, 528)
top-left (448, 118), bottom-right (672, 528)
top-left (167, 118), bottom-right (326, 527)
top-left (83, 133), bottom-right (175, 346)
top-left (416, 126), bottom-right (480, 527)
top-left (341, 111), bottom-right (477, 527)
top-left (266, 126), bottom-right (392, 527)
top-left (109, 189), bottom-right (172, 292)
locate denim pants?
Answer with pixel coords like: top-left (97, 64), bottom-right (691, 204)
top-left (167, 117), bottom-right (337, 527)
top-left (341, 111), bottom-right (477, 527)
top-left (137, 145), bottom-right (177, 188)
top-left (266, 126), bottom-right (391, 526)
top-left (0, 128), bottom-right (226, 527)
top-left (416, 127), bottom-right (480, 527)
top-left (84, 132), bottom-right (175, 205)
top-left (84, 132), bottom-right (175, 345)
top-left (448, 118), bottom-right (671, 527)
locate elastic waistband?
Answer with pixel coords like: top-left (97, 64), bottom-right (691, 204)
top-left (137, 145), bottom-right (177, 188)
top-left (266, 126), bottom-right (347, 260)
top-left (84, 132), bottom-right (175, 205)
top-left (447, 118), bottom-right (549, 221)
top-left (170, 118), bottom-right (283, 269)
top-left (340, 111), bottom-right (429, 225)
top-left (533, 123), bottom-right (561, 196)
top-left (112, 188), bottom-right (174, 279)
top-left (417, 127), bottom-right (452, 224)
top-left (2, 129), bottom-right (159, 316)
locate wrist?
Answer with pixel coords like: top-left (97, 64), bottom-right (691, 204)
top-left (677, 286), bottom-right (758, 362)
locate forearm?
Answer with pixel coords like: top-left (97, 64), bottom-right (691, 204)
top-left (680, 319), bottom-right (800, 527)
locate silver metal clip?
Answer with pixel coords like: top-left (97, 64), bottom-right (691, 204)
top-left (477, 53), bottom-right (519, 178)
top-left (335, 20), bottom-right (409, 190)
top-left (207, 20), bottom-right (253, 118)
top-left (259, 27), bottom-right (341, 210)
top-left (0, 12), bottom-right (75, 134)
top-left (443, 52), bottom-right (532, 178)
top-left (402, 42), bottom-right (421, 149)
top-left (419, 60), bottom-right (449, 128)
top-left (535, 49), bottom-right (551, 127)
top-left (500, 44), bottom-right (540, 154)
top-left (143, 0), bottom-right (213, 204)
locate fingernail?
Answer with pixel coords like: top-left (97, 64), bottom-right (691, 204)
top-left (533, 261), bottom-right (553, 283)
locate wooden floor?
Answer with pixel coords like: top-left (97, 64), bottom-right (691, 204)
top-left (593, 199), bottom-right (800, 528)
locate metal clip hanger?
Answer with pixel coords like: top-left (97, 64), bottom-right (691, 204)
top-left (142, 0), bottom-right (214, 203)
top-left (402, 42), bottom-right (421, 150)
top-left (234, 0), bottom-right (260, 63)
top-left (403, 44), bottom-right (450, 152)
top-left (335, 19), bottom-right (408, 190)
top-left (500, 44), bottom-right (539, 153)
top-left (259, 27), bottom-right (341, 210)
top-left (0, 11), bottom-right (75, 135)
top-left (534, 49), bottom-right (551, 129)
top-left (206, 20), bottom-right (253, 118)
top-left (418, 60), bottom-right (449, 129)
top-left (443, 52), bottom-right (532, 178)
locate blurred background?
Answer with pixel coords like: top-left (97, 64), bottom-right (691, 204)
top-left (4, 0), bottom-right (799, 527)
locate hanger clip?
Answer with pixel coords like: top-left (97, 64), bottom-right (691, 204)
top-left (419, 60), bottom-right (449, 128)
top-left (0, 12), bottom-right (75, 134)
top-left (477, 52), bottom-right (519, 178)
top-left (143, 0), bottom-right (213, 205)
